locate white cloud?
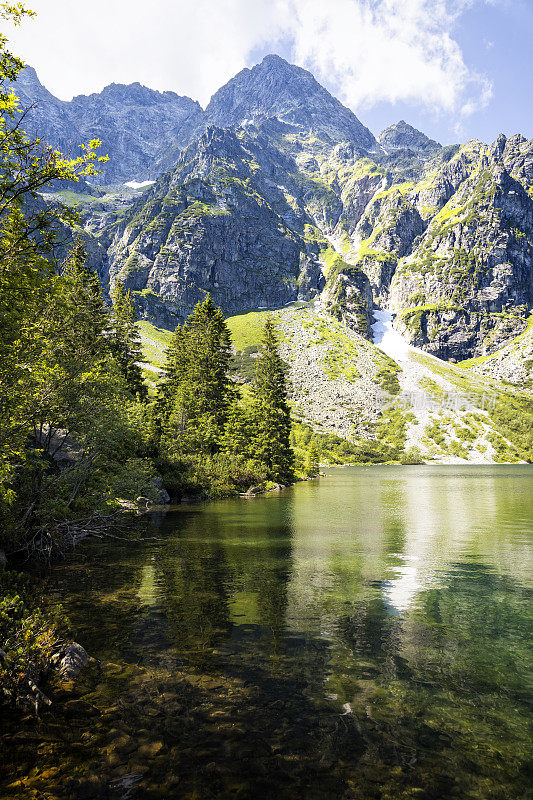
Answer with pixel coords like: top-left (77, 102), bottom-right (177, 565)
top-left (286, 0), bottom-right (492, 117)
top-left (5, 0), bottom-right (493, 119)
top-left (4, 0), bottom-right (288, 104)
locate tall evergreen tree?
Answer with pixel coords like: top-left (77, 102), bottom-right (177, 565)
top-left (110, 280), bottom-right (146, 400)
top-left (158, 323), bottom-right (190, 419)
top-left (159, 295), bottom-right (233, 455)
top-left (304, 441), bottom-right (320, 477)
top-left (60, 239), bottom-right (111, 356)
top-left (250, 317), bottom-right (294, 482)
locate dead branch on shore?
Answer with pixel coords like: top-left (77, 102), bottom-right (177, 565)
top-left (11, 510), bottom-right (165, 563)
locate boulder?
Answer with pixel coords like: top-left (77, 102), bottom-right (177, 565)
top-left (58, 642), bottom-right (89, 681)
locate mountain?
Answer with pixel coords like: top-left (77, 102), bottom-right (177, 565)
top-left (12, 56), bottom-right (533, 463)
top-left (67, 83), bottom-right (201, 184)
top-left (14, 56), bottom-right (376, 184)
top-left (107, 126), bottom-right (326, 325)
top-left (152, 54), bottom-right (377, 174)
top-left (378, 120), bottom-right (440, 153)
top-left (390, 135), bottom-right (533, 359)
top-left (13, 66), bottom-right (78, 156)
top-left (205, 55), bottom-right (375, 146)
top-left (12, 67), bottom-right (201, 184)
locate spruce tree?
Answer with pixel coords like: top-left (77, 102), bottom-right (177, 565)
top-left (159, 295), bottom-right (233, 456)
top-left (250, 317), bottom-right (294, 482)
top-left (186, 294), bottom-right (233, 429)
top-left (158, 323), bottom-right (188, 418)
top-left (60, 239), bottom-right (111, 356)
top-left (304, 441), bottom-right (320, 477)
top-left (111, 280), bottom-right (147, 400)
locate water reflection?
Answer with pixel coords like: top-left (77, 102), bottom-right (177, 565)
top-left (1, 466), bottom-right (532, 800)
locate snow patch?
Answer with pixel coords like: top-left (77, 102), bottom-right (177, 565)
top-left (124, 180), bottom-right (155, 189)
top-left (371, 309), bottom-right (410, 362)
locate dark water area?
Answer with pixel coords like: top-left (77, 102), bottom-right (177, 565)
top-left (1, 465), bottom-right (532, 799)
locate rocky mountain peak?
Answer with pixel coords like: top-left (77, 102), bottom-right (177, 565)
top-left (12, 67), bottom-right (202, 183)
top-left (378, 120), bottom-right (440, 153)
top-left (203, 53), bottom-right (376, 150)
top-left (73, 81), bottom-right (200, 111)
top-left (490, 132), bottom-right (508, 160)
top-left (11, 65), bottom-right (57, 104)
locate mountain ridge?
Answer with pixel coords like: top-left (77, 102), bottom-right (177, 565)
top-left (11, 56), bottom-right (533, 465)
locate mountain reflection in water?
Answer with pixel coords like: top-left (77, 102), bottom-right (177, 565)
top-left (1, 465), bottom-right (532, 800)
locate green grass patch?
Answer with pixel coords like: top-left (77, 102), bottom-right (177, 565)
top-left (226, 310), bottom-right (271, 352)
top-left (137, 320), bottom-right (174, 369)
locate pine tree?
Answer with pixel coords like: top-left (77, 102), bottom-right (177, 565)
top-left (60, 239), bottom-right (111, 355)
top-left (186, 294), bottom-right (233, 429)
top-left (158, 323), bottom-right (188, 418)
top-left (304, 441), bottom-right (320, 477)
top-left (220, 399), bottom-right (253, 459)
top-left (250, 317), bottom-right (294, 482)
top-left (159, 295), bottom-right (233, 456)
top-left (111, 280), bottom-right (147, 400)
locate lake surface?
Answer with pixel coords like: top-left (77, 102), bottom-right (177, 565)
top-left (2, 465), bottom-right (532, 799)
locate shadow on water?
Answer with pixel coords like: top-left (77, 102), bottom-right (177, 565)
top-left (1, 466), bottom-right (532, 799)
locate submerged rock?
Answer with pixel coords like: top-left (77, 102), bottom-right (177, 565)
top-left (58, 642), bottom-right (90, 682)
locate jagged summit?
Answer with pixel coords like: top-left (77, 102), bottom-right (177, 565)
top-left (378, 120), bottom-right (440, 153)
top-left (12, 66), bottom-right (201, 183)
top-left (72, 81), bottom-right (197, 106)
top-left (11, 65), bottom-right (58, 104)
top-left (203, 54), bottom-right (376, 150)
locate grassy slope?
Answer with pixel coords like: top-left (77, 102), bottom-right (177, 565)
top-left (137, 310), bottom-right (533, 464)
top-left (137, 321), bottom-right (173, 390)
top-left (458, 312), bottom-right (533, 385)
top-left (225, 310), bottom-right (271, 351)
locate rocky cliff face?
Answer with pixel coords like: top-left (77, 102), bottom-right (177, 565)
top-left (389, 136), bottom-right (533, 359)
top-left (105, 124), bottom-right (533, 359)
top-left (12, 67), bottom-right (201, 184)
top-left (378, 120), bottom-right (440, 153)
top-left (68, 84), bottom-right (201, 184)
top-left (206, 55), bottom-right (376, 147)
top-left (152, 55), bottom-right (377, 175)
top-left (107, 127), bottom-right (328, 326)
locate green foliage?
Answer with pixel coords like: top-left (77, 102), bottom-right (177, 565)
top-left (0, 566), bottom-right (64, 709)
top-left (0, 9), bottom-right (146, 552)
top-left (304, 442), bottom-right (320, 476)
top-left (249, 318), bottom-right (295, 483)
top-left (418, 376), bottom-right (448, 401)
top-left (488, 393), bottom-right (533, 462)
top-left (375, 355), bottom-right (401, 395)
top-left (154, 299), bottom-right (271, 497)
top-left (400, 446), bottom-right (424, 464)
top-left (159, 295), bottom-right (233, 457)
top-left (137, 321), bottom-right (173, 370)
top-left (290, 421), bottom-right (413, 466)
top-left (229, 344), bottom-right (260, 382)
top-left (325, 259), bottom-right (370, 336)
top-left (0, 227), bottom-right (156, 549)
top-left (225, 310), bottom-right (268, 351)
top-left (111, 279), bottom-right (147, 400)
top-left (376, 405), bottom-right (416, 452)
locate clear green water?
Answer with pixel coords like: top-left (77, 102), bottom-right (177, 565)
top-left (2, 465), bottom-right (532, 799)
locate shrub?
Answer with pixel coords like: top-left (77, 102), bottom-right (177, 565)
top-left (0, 568), bottom-right (65, 711)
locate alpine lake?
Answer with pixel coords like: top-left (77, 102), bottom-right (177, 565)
top-left (1, 465), bottom-right (532, 800)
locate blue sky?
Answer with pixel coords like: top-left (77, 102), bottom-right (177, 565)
top-left (6, 0), bottom-right (532, 146)
top-left (359, 0), bottom-right (533, 145)
top-left (450, 0), bottom-right (533, 143)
